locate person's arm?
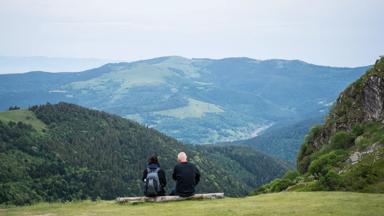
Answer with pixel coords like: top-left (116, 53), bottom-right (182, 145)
top-left (172, 166), bottom-right (177, 180)
top-left (194, 165), bottom-right (200, 185)
top-left (142, 169), bottom-right (147, 182)
top-left (159, 169), bottom-right (167, 187)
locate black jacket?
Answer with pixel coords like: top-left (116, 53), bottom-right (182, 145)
top-left (172, 162), bottom-right (200, 197)
top-left (142, 163), bottom-right (167, 195)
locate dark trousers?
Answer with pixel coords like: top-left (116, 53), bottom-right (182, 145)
top-left (169, 188), bottom-right (194, 197)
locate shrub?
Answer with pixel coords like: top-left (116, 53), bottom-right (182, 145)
top-left (352, 124), bottom-right (364, 136)
top-left (299, 181), bottom-right (325, 191)
top-left (320, 170), bottom-right (344, 190)
top-left (271, 179), bottom-right (292, 192)
top-left (329, 131), bottom-right (355, 149)
top-left (308, 150), bottom-right (347, 178)
top-left (282, 170), bottom-right (300, 181)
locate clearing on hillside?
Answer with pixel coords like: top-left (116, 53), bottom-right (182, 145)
top-left (0, 109), bottom-right (46, 131)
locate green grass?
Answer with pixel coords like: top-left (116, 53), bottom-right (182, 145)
top-left (2, 192), bottom-right (384, 216)
top-left (0, 109), bottom-right (46, 131)
top-left (154, 98), bottom-right (224, 119)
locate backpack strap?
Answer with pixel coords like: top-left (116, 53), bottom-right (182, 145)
top-left (147, 167), bottom-right (160, 173)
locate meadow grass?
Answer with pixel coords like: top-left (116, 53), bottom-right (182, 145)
top-left (0, 109), bottom-right (46, 131)
top-left (2, 192), bottom-right (384, 216)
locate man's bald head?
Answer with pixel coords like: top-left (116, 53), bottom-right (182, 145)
top-left (177, 152), bottom-right (188, 163)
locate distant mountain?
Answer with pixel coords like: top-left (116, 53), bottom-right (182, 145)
top-left (0, 56), bottom-right (115, 74)
top-left (0, 56), bottom-right (368, 144)
top-left (0, 103), bottom-right (289, 205)
top-left (256, 57), bottom-right (384, 194)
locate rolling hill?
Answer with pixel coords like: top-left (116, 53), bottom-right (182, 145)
top-left (0, 56), bottom-right (113, 74)
top-left (0, 103), bottom-right (289, 205)
top-left (0, 56), bottom-right (368, 146)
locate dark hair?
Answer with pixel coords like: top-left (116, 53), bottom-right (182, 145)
top-left (148, 155), bottom-right (158, 164)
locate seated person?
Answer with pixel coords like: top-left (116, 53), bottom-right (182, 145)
top-left (142, 155), bottom-right (166, 196)
top-left (170, 152), bottom-right (200, 197)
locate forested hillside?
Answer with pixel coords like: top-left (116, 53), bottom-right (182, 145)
top-left (232, 117), bottom-right (323, 163)
top-left (255, 58), bottom-right (384, 194)
top-left (0, 103), bottom-right (289, 205)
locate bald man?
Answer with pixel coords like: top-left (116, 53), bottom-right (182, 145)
top-left (171, 152), bottom-right (201, 197)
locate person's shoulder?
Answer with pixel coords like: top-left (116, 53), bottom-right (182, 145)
top-left (174, 163), bottom-right (182, 169)
top-left (174, 163), bottom-right (187, 170)
top-left (182, 162), bottom-right (196, 169)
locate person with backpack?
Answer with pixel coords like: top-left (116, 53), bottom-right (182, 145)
top-left (170, 152), bottom-right (200, 197)
top-left (142, 155), bottom-right (166, 197)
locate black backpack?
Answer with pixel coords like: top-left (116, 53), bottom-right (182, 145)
top-left (144, 168), bottom-right (161, 196)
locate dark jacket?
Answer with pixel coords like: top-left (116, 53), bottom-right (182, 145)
top-left (172, 162), bottom-right (200, 197)
top-left (142, 163), bottom-right (167, 195)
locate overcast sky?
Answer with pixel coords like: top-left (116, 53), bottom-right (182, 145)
top-left (0, 0), bottom-right (383, 67)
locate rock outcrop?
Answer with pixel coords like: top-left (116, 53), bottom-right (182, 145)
top-left (363, 76), bottom-right (384, 121)
top-left (297, 57), bottom-right (384, 173)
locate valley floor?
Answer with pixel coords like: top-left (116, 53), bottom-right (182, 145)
top-left (2, 192), bottom-right (384, 216)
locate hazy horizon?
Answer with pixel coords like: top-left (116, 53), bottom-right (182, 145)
top-left (1, 0), bottom-right (383, 70)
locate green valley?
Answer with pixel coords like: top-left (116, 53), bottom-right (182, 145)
top-left (0, 57), bottom-right (367, 148)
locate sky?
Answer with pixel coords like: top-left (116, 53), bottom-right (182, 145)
top-left (0, 0), bottom-right (383, 67)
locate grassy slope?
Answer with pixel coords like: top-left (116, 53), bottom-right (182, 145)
top-left (3, 192), bottom-right (384, 216)
top-left (0, 110), bottom-right (46, 131)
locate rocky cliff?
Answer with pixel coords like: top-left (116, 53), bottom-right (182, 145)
top-left (298, 57), bottom-right (384, 173)
top-left (256, 58), bottom-right (384, 194)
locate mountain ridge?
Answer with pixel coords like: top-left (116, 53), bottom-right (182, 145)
top-left (12, 56), bottom-right (367, 73)
top-left (0, 56), bottom-right (368, 147)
